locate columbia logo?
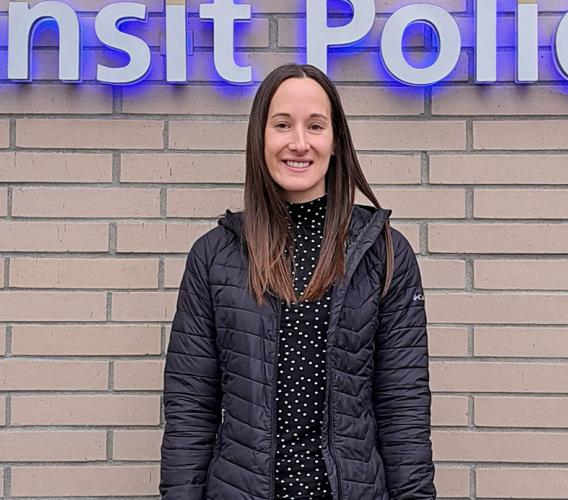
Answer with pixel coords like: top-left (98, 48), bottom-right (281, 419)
top-left (413, 293), bottom-right (425, 301)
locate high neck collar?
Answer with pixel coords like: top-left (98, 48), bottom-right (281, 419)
top-left (285, 192), bottom-right (327, 228)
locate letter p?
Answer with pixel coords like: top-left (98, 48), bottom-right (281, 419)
top-left (306, 0), bottom-right (375, 74)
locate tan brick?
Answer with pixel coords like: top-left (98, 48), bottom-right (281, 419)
top-left (121, 153), bottom-right (246, 183)
top-left (475, 327), bottom-right (568, 358)
top-left (11, 324), bottom-right (161, 356)
top-left (428, 327), bottom-right (469, 357)
top-left (7, 48), bottom-right (164, 82)
top-left (497, 0), bottom-right (567, 13)
top-left (10, 258), bottom-right (159, 289)
top-left (0, 291), bottom-right (106, 321)
top-left (0, 468), bottom-right (3, 492)
top-left (349, 120), bottom-right (466, 151)
top-left (167, 188), bottom-right (243, 218)
top-left (112, 291), bottom-right (177, 321)
top-left (114, 360), bottom-right (164, 390)
top-left (0, 152), bottom-right (113, 183)
top-left (117, 222), bottom-right (214, 253)
top-left (182, 52), bottom-right (296, 82)
top-left (11, 465), bottom-right (159, 497)
top-left (0, 222), bottom-right (108, 252)
top-left (11, 395), bottom-right (160, 426)
top-left (434, 466), bottom-right (470, 498)
top-left (0, 258), bottom-right (4, 288)
top-left (433, 430), bottom-right (568, 462)
top-left (13, 187), bottom-right (161, 218)
top-left (0, 120), bottom-right (10, 148)
top-left (474, 120), bottom-right (568, 150)
top-left (455, 15), bottom-right (559, 48)
top-left (278, 18), bottom-right (426, 49)
top-left (189, 17), bottom-right (269, 48)
top-left (113, 430), bottom-right (162, 460)
top-left (0, 84), bottom-right (112, 113)
top-left (356, 188), bottom-right (465, 218)
top-left (123, 85), bottom-right (255, 114)
top-left (429, 223), bottom-right (568, 253)
top-left (430, 154), bottom-right (568, 185)
top-left (0, 359), bottom-right (107, 390)
top-left (164, 258), bottom-right (186, 288)
top-left (247, 0), bottom-right (467, 15)
top-left (0, 431), bottom-right (105, 461)
top-left (419, 258), bottom-right (466, 289)
top-left (249, 0), bottom-right (465, 14)
top-left (359, 154), bottom-right (422, 184)
top-left (427, 292), bottom-right (568, 324)
top-left (328, 51), bottom-right (468, 83)
top-left (475, 396), bottom-right (568, 428)
top-left (16, 119), bottom-right (164, 149)
top-left (432, 395), bottom-right (469, 426)
top-left (433, 85), bottom-right (568, 115)
top-left (0, 395), bottom-right (5, 426)
top-left (0, 187), bottom-right (6, 216)
top-left (477, 188), bottom-right (568, 221)
top-left (164, 50), bottom-right (468, 84)
top-left (431, 361), bottom-right (568, 393)
top-left (475, 259), bottom-right (568, 290)
top-left (0, 325), bottom-right (5, 355)
top-left (338, 86), bottom-right (424, 116)
top-left (477, 467), bottom-right (568, 498)
top-left (169, 120), bottom-right (247, 150)
top-left (392, 223), bottom-right (420, 251)
top-left (64, 16), bottom-right (264, 48)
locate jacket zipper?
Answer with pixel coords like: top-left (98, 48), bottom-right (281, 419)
top-left (269, 297), bottom-right (281, 500)
top-left (325, 286), bottom-right (343, 500)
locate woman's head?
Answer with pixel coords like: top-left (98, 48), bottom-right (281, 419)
top-left (245, 63), bottom-right (357, 206)
top-left (243, 63), bottom-right (393, 306)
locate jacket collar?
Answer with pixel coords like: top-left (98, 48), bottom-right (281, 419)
top-left (217, 203), bottom-right (392, 256)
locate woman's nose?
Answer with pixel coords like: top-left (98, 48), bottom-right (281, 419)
top-left (289, 130), bottom-right (310, 152)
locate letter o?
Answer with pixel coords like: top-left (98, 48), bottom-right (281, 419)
top-left (553, 12), bottom-right (568, 79)
top-left (380, 4), bottom-right (461, 86)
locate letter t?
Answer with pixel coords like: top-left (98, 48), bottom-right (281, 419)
top-left (199, 0), bottom-right (252, 83)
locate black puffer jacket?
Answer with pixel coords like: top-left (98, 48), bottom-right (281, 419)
top-left (160, 203), bottom-right (436, 500)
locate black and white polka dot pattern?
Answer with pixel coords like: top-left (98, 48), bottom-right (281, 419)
top-left (274, 193), bottom-right (333, 500)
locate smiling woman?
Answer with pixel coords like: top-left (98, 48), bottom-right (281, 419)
top-left (160, 63), bottom-right (436, 500)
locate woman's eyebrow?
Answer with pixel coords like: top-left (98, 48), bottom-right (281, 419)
top-left (270, 112), bottom-right (329, 121)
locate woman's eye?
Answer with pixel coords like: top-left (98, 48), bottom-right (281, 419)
top-left (275, 122), bottom-right (289, 129)
top-left (309, 124), bottom-right (324, 131)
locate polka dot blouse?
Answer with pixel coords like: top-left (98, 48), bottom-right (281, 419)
top-left (274, 192), bottom-right (333, 500)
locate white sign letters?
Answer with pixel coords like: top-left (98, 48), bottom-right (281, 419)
top-left (4, 0), bottom-right (568, 86)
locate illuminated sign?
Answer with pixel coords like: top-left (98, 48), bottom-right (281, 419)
top-left (6, 0), bottom-right (568, 85)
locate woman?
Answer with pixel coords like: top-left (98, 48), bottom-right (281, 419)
top-left (160, 63), bottom-right (436, 500)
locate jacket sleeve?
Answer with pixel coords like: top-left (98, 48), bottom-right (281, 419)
top-left (373, 230), bottom-right (436, 499)
top-left (160, 234), bottom-right (222, 499)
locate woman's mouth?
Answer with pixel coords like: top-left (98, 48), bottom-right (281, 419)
top-left (283, 160), bottom-right (312, 171)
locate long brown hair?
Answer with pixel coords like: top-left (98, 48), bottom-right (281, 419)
top-left (244, 63), bottom-right (394, 307)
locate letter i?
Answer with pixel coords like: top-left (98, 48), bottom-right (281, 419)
top-left (165, 0), bottom-right (188, 82)
top-left (475, 0), bottom-right (497, 83)
top-left (516, 0), bottom-right (538, 82)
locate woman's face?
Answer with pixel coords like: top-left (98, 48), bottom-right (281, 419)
top-left (264, 77), bottom-right (334, 203)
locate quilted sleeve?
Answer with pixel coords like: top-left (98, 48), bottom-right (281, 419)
top-left (373, 230), bottom-right (436, 499)
top-left (160, 234), bottom-right (222, 500)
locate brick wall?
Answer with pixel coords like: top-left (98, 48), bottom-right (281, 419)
top-left (1, 0), bottom-right (568, 498)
